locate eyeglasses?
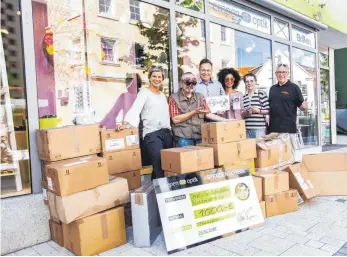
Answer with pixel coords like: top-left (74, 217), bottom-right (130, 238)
top-left (182, 78), bottom-right (197, 88)
top-left (275, 71), bottom-right (288, 75)
top-left (225, 77), bottom-right (235, 82)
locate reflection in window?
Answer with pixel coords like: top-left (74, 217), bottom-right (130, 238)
top-left (319, 52), bottom-right (329, 67)
top-left (293, 48), bottom-right (318, 147)
top-left (130, 0), bottom-right (141, 21)
top-left (292, 25), bottom-right (315, 49)
top-left (274, 18), bottom-right (289, 40)
top-left (320, 58), bottom-right (330, 144)
top-left (200, 20), bottom-right (206, 40)
top-left (101, 38), bottom-right (116, 62)
top-left (176, 13), bottom-right (206, 78)
top-left (274, 42), bottom-right (290, 68)
top-left (176, 0), bottom-right (204, 12)
top-left (99, 0), bottom-right (113, 16)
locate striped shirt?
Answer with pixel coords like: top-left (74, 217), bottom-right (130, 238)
top-left (243, 90), bottom-right (270, 129)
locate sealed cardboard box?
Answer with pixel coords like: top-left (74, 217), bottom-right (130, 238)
top-left (131, 182), bottom-right (162, 247)
top-left (265, 189), bottom-right (298, 217)
top-left (49, 219), bottom-right (64, 247)
top-left (161, 146), bottom-right (214, 174)
top-left (201, 120), bottom-right (246, 144)
top-left (105, 149), bottom-right (142, 175)
top-left (164, 171), bottom-right (178, 177)
top-left (48, 178), bottom-right (129, 224)
top-left (63, 207), bottom-right (127, 256)
top-left (46, 155), bottom-right (109, 196)
top-left (200, 139), bottom-right (256, 166)
top-left (303, 153), bottom-right (347, 196)
top-left (254, 170), bottom-right (289, 196)
top-left (285, 163), bottom-right (316, 201)
top-left (255, 133), bottom-right (292, 172)
top-left (42, 181), bottom-right (48, 205)
top-left (36, 124), bottom-right (101, 161)
top-left (100, 128), bottom-right (139, 153)
top-left (252, 176), bottom-right (263, 202)
top-left (113, 170), bottom-right (141, 191)
top-left (260, 201), bottom-right (266, 218)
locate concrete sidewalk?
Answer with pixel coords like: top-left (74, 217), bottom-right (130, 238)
top-left (5, 196), bottom-right (347, 256)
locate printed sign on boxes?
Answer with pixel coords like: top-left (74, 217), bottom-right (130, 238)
top-left (36, 124), bottom-right (101, 161)
top-left (131, 182), bottom-right (162, 248)
top-left (284, 163), bottom-right (316, 201)
top-left (205, 96), bottom-right (230, 114)
top-left (161, 146), bottom-right (214, 174)
top-left (201, 120), bottom-right (246, 144)
top-left (45, 155), bottom-right (109, 196)
top-left (264, 189), bottom-right (299, 217)
top-left (100, 128), bottom-right (139, 153)
top-left (63, 207), bottom-right (127, 256)
top-left (153, 168), bottom-right (264, 254)
top-left (200, 139), bottom-right (256, 166)
top-left (48, 178), bottom-right (129, 224)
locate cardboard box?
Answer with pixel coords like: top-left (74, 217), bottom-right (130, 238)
top-left (254, 170), bottom-right (289, 196)
top-left (252, 176), bottom-right (263, 202)
top-left (36, 124), bottom-right (101, 161)
top-left (161, 146), bottom-right (214, 174)
top-left (285, 163), bottom-right (316, 201)
top-left (105, 149), bottom-right (142, 175)
top-left (100, 128), bottom-right (139, 153)
top-left (46, 155), bottom-right (109, 196)
top-left (49, 219), bottom-right (64, 247)
top-left (42, 181), bottom-right (48, 205)
top-left (200, 139), bottom-right (256, 166)
top-left (164, 171), bottom-right (178, 177)
top-left (302, 153), bottom-right (347, 172)
top-left (48, 178), bottom-right (129, 224)
top-left (255, 133), bottom-right (292, 172)
top-left (201, 120), bottom-right (246, 144)
top-left (260, 201), bottom-right (266, 218)
top-left (131, 182), bottom-right (162, 247)
top-left (265, 189), bottom-right (298, 217)
top-left (113, 170), bottom-right (141, 191)
top-left (302, 153), bottom-right (347, 196)
top-left (63, 207), bottom-right (127, 256)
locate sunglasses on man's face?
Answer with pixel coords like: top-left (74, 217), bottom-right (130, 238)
top-left (182, 78), bottom-right (197, 88)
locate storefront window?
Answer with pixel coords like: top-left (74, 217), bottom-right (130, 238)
top-left (274, 18), bottom-right (289, 40)
top-left (274, 42), bottom-right (290, 84)
top-left (234, 31), bottom-right (272, 94)
top-left (32, 0), bottom-right (171, 129)
top-left (292, 47), bottom-right (318, 148)
top-left (292, 25), bottom-right (315, 49)
top-left (320, 52), bottom-right (331, 145)
top-left (177, 0), bottom-right (204, 12)
top-left (1, 0), bottom-right (31, 198)
top-left (176, 13), bottom-right (206, 79)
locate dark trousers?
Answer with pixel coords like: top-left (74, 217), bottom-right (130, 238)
top-left (144, 129), bottom-right (173, 180)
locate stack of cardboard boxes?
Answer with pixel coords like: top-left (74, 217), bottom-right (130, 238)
top-left (37, 124), bottom-right (131, 256)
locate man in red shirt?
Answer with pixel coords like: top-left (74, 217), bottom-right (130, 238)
top-left (169, 72), bottom-right (226, 147)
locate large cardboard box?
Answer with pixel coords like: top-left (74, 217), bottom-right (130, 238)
top-left (255, 133), bottom-right (292, 172)
top-left (48, 178), bottom-right (129, 224)
top-left (201, 120), bottom-right (246, 144)
top-left (265, 189), bottom-right (298, 217)
top-left (113, 170), bottom-right (141, 191)
top-left (63, 207), bottom-right (127, 256)
top-left (285, 163), bottom-right (316, 201)
top-left (49, 219), bottom-right (64, 247)
top-left (42, 181), bottom-right (48, 205)
top-left (252, 176), bottom-right (263, 202)
top-left (254, 170), bottom-right (289, 196)
top-left (260, 201), bottom-right (266, 218)
top-left (161, 146), bottom-right (214, 174)
top-left (46, 156), bottom-right (109, 196)
top-left (105, 149), bottom-right (142, 175)
top-left (200, 139), bottom-right (256, 166)
top-left (36, 124), bottom-right (101, 161)
top-left (100, 128), bottom-right (139, 153)
top-left (131, 182), bottom-right (162, 247)
top-left (303, 153), bottom-right (347, 196)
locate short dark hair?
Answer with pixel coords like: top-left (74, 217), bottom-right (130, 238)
top-left (243, 73), bottom-right (257, 83)
top-left (217, 68), bottom-right (241, 90)
top-left (199, 59), bottom-right (213, 68)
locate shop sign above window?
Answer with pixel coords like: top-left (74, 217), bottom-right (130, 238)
top-left (208, 0), bottom-right (271, 34)
top-left (292, 25), bottom-right (316, 48)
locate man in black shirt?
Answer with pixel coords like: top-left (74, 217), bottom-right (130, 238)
top-left (269, 63), bottom-right (308, 157)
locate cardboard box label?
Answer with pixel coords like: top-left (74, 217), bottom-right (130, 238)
top-left (47, 177), bottom-right (53, 190)
top-left (64, 160), bottom-right (89, 167)
top-left (307, 180), bottom-right (314, 189)
top-left (105, 138), bottom-right (125, 151)
top-left (294, 173), bottom-right (308, 190)
top-left (126, 135), bottom-right (139, 146)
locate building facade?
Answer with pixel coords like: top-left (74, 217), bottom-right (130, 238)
top-left (1, 0), bottom-right (347, 254)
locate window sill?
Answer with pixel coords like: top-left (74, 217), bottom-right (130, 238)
top-left (97, 14), bottom-right (119, 21)
top-left (129, 19), bottom-right (140, 25)
top-left (100, 61), bottom-right (121, 67)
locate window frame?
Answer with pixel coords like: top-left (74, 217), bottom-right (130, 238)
top-left (99, 0), bottom-right (114, 17)
top-left (100, 37), bottom-right (118, 64)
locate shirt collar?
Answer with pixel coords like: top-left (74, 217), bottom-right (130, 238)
top-left (198, 79), bottom-right (214, 85)
top-left (179, 89), bottom-right (197, 102)
top-left (276, 80), bottom-right (291, 87)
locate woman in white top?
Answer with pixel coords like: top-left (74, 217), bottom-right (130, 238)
top-left (116, 66), bottom-right (173, 179)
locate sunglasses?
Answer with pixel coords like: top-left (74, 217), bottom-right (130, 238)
top-left (225, 77), bottom-right (235, 82)
top-left (276, 63), bottom-right (289, 68)
top-left (182, 78), bottom-right (197, 88)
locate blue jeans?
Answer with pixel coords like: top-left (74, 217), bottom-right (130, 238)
top-left (246, 128), bottom-right (266, 139)
top-left (176, 137), bottom-right (202, 147)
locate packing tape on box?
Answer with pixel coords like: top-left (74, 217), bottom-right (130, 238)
top-left (71, 127), bottom-right (80, 153)
top-left (100, 214), bottom-right (109, 239)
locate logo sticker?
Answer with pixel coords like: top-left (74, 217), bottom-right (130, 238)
top-left (235, 183), bottom-right (250, 200)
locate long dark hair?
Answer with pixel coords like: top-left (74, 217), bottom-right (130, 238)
top-left (217, 68), bottom-right (241, 90)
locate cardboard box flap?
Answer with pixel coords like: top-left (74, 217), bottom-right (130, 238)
top-left (302, 153), bottom-right (347, 172)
